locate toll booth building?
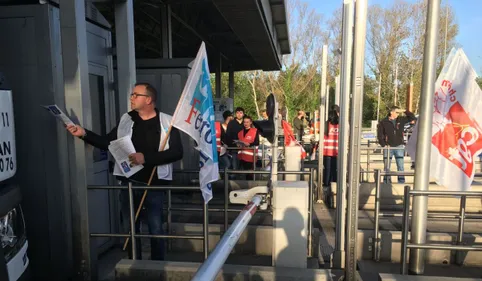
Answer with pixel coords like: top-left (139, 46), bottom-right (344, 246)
top-left (0, 0), bottom-right (290, 280)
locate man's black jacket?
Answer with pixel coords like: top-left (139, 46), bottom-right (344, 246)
top-left (224, 119), bottom-right (244, 147)
top-left (377, 111), bottom-right (416, 147)
top-left (82, 109), bottom-right (183, 184)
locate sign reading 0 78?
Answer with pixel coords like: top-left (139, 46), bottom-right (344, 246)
top-left (0, 90), bottom-right (17, 181)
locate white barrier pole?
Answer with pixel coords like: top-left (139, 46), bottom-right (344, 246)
top-left (191, 195), bottom-right (263, 281)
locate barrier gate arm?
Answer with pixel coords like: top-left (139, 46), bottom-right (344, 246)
top-left (191, 186), bottom-right (268, 281)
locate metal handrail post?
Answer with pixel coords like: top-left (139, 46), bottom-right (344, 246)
top-left (384, 147), bottom-right (390, 183)
top-left (401, 185), bottom-right (411, 275)
top-left (253, 148), bottom-right (257, 181)
top-left (456, 196), bottom-right (467, 265)
top-left (168, 190), bottom-right (172, 251)
top-left (308, 168), bottom-right (313, 257)
top-left (224, 169), bottom-right (229, 232)
top-left (191, 195), bottom-right (263, 281)
top-left (262, 144), bottom-right (266, 169)
top-left (373, 169), bottom-right (381, 261)
top-left (128, 182), bottom-right (137, 260)
top-left (203, 201), bottom-right (209, 260)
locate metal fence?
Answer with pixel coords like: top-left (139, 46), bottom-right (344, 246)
top-left (359, 146), bottom-right (482, 177)
top-left (370, 169), bottom-right (482, 265)
top-left (400, 186), bottom-right (482, 274)
top-left (88, 183), bottom-right (210, 259)
top-left (87, 168), bottom-right (316, 267)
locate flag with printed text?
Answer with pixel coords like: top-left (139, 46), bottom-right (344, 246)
top-left (171, 42), bottom-right (218, 202)
top-left (407, 49), bottom-right (482, 191)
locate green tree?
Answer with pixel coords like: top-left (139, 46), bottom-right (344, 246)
top-left (477, 77), bottom-right (482, 91)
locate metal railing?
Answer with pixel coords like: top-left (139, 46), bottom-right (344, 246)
top-left (88, 168), bottom-right (315, 263)
top-left (359, 146), bottom-right (482, 176)
top-left (371, 169), bottom-right (482, 263)
top-left (360, 146), bottom-right (413, 180)
top-left (172, 168), bottom-right (314, 254)
top-left (88, 183), bottom-right (210, 259)
top-left (400, 186), bottom-right (482, 274)
top-left (225, 147), bottom-right (258, 180)
top-left (224, 169), bottom-right (316, 257)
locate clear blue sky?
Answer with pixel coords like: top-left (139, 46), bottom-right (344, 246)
top-left (305, 0), bottom-right (482, 74)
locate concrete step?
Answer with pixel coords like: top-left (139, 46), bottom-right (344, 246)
top-left (115, 260), bottom-right (344, 281)
top-left (356, 230), bottom-right (482, 266)
top-left (358, 260), bottom-right (482, 280)
top-left (314, 204), bottom-right (482, 266)
top-left (330, 182), bottom-right (482, 212)
top-left (380, 275), bottom-right (482, 281)
top-left (168, 222), bottom-right (320, 258)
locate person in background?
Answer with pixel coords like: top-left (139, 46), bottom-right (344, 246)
top-left (215, 110), bottom-right (233, 170)
top-left (224, 107), bottom-right (245, 173)
top-left (377, 106), bottom-right (416, 183)
top-left (293, 110), bottom-right (305, 141)
top-left (323, 105), bottom-right (340, 187)
top-left (66, 83), bottom-right (183, 261)
top-left (237, 116), bottom-right (260, 180)
top-left (259, 109), bottom-right (268, 120)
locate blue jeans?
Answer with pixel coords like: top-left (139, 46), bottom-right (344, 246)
top-left (383, 146), bottom-right (405, 183)
top-left (229, 151), bottom-right (239, 179)
top-left (123, 181), bottom-right (165, 260)
top-left (218, 154), bottom-right (231, 170)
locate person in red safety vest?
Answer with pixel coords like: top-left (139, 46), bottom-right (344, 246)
top-left (323, 104), bottom-right (340, 187)
top-left (215, 110), bottom-right (233, 170)
top-left (236, 116), bottom-right (260, 180)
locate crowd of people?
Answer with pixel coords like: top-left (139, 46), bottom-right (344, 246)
top-left (215, 107), bottom-right (261, 180)
top-left (287, 104), bottom-right (416, 188)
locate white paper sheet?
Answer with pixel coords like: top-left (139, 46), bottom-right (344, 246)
top-left (42, 104), bottom-right (75, 127)
top-left (108, 136), bottom-right (143, 178)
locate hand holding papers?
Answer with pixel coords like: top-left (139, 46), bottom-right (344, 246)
top-left (234, 140), bottom-right (249, 147)
top-left (108, 136), bottom-right (143, 178)
top-left (42, 104), bottom-right (75, 127)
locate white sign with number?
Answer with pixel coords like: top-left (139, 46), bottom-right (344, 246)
top-left (0, 90), bottom-right (16, 181)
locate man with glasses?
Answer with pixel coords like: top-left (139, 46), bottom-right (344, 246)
top-left (66, 82), bottom-right (183, 261)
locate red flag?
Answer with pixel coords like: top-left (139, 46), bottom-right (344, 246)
top-left (282, 120), bottom-right (307, 158)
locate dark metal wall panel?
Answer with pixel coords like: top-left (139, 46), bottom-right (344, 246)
top-left (270, 0), bottom-right (290, 54)
top-left (136, 59), bottom-right (200, 174)
top-left (212, 0), bottom-right (281, 70)
top-left (0, 5), bottom-right (73, 281)
top-left (96, 0), bottom-right (289, 71)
